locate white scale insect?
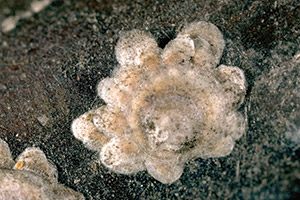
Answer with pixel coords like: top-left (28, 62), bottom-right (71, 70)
top-left (72, 21), bottom-right (247, 184)
top-left (0, 139), bottom-right (84, 200)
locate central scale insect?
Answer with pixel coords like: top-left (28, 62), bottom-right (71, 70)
top-left (72, 21), bottom-right (246, 184)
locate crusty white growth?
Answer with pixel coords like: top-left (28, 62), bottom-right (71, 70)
top-left (100, 137), bottom-right (145, 174)
top-left (72, 21), bottom-right (247, 184)
top-left (178, 21), bottom-right (225, 67)
top-left (0, 139), bottom-right (14, 169)
top-left (0, 138), bottom-right (84, 200)
top-left (115, 29), bottom-right (159, 67)
top-left (161, 34), bottom-right (195, 64)
top-left (13, 147), bottom-right (58, 183)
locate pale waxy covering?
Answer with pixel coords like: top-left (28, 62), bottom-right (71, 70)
top-left (72, 21), bottom-right (246, 184)
top-left (0, 138), bottom-right (84, 200)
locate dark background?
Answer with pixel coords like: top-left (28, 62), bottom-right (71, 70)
top-left (0, 0), bottom-right (299, 199)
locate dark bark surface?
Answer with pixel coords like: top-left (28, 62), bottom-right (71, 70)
top-left (0, 0), bottom-right (299, 199)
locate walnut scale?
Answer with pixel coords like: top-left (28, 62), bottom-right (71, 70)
top-left (0, 139), bottom-right (84, 199)
top-left (72, 21), bottom-right (246, 184)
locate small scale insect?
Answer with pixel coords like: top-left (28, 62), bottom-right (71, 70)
top-left (72, 21), bottom-right (246, 184)
top-left (0, 138), bottom-right (84, 200)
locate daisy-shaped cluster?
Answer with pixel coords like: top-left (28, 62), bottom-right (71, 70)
top-left (72, 21), bottom-right (246, 184)
top-left (0, 139), bottom-right (84, 200)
